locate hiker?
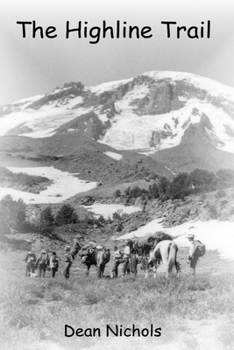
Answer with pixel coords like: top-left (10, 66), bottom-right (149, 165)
top-left (63, 246), bottom-right (73, 279)
top-left (50, 252), bottom-right (59, 278)
top-left (96, 246), bottom-right (106, 278)
top-left (36, 249), bottom-right (49, 277)
top-left (111, 245), bottom-right (123, 278)
top-left (25, 251), bottom-right (37, 277)
top-left (71, 238), bottom-right (82, 259)
top-left (122, 240), bottom-right (132, 276)
top-left (79, 242), bottom-right (96, 264)
top-left (187, 233), bottom-right (206, 276)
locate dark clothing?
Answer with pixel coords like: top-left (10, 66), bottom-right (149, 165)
top-left (112, 261), bottom-right (121, 278)
top-left (50, 255), bottom-right (59, 278)
top-left (130, 253), bottom-right (137, 276)
top-left (63, 251), bottom-right (73, 278)
top-left (38, 264), bottom-right (47, 278)
top-left (71, 242), bottom-right (81, 259)
top-left (51, 267), bottom-right (57, 278)
top-left (189, 254), bottom-right (199, 269)
top-left (188, 240), bottom-right (204, 275)
top-left (36, 253), bottom-right (49, 278)
top-left (63, 261), bottom-right (72, 278)
top-left (96, 249), bottom-right (111, 278)
top-left (97, 262), bottom-right (105, 278)
top-left (122, 257), bottom-right (130, 276)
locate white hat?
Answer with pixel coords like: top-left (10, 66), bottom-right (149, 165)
top-left (187, 234), bottom-right (195, 239)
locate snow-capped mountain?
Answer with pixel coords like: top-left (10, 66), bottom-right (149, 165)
top-left (1, 70), bottom-right (234, 181)
top-left (1, 71), bottom-right (234, 157)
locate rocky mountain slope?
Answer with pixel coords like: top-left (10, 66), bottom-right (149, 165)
top-left (1, 71), bottom-right (234, 179)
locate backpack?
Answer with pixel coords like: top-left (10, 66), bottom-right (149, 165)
top-left (41, 253), bottom-right (48, 261)
top-left (39, 253), bottom-right (48, 265)
top-left (196, 241), bottom-right (206, 257)
top-left (27, 253), bottom-right (35, 264)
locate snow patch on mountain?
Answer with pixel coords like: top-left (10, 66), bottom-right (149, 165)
top-left (2, 70), bottom-right (234, 154)
top-left (144, 71), bottom-right (234, 100)
top-left (85, 203), bottom-right (140, 218)
top-left (98, 97), bottom-right (234, 153)
top-left (89, 78), bottom-right (132, 94)
top-left (1, 106), bottom-right (92, 138)
top-left (104, 151), bottom-right (123, 160)
top-left (116, 219), bottom-right (234, 261)
top-left (0, 167), bottom-right (97, 204)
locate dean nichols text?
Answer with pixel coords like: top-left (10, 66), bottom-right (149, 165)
top-left (65, 324), bottom-right (162, 337)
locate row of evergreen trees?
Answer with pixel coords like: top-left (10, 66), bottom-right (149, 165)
top-left (0, 195), bottom-right (27, 234)
top-left (40, 204), bottom-right (78, 232)
top-left (0, 196), bottom-right (106, 236)
top-left (0, 196), bottom-right (80, 235)
top-left (1, 168), bottom-right (234, 235)
top-left (115, 168), bottom-right (234, 201)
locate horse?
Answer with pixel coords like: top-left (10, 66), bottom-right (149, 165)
top-left (144, 240), bottom-right (181, 279)
top-left (133, 231), bottom-right (173, 256)
top-left (80, 248), bottom-right (110, 277)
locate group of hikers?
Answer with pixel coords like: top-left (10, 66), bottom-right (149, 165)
top-left (25, 250), bottom-right (59, 278)
top-left (24, 232), bottom-right (206, 279)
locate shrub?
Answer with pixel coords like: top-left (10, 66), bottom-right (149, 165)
top-left (114, 189), bottom-right (121, 197)
top-left (112, 212), bottom-right (122, 221)
top-left (158, 177), bottom-right (170, 200)
top-left (129, 186), bottom-right (142, 198)
top-left (169, 172), bottom-right (191, 200)
top-left (0, 195), bottom-right (27, 233)
top-left (39, 206), bottom-right (55, 233)
top-left (55, 204), bottom-right (79, 225)
top-left (148, 183), bottom-right (159, 199)
top-left (189, 169), bottom-right (216, 192)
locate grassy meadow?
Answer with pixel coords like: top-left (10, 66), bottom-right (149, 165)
top-left (0, 245), bottom-right (234, 350)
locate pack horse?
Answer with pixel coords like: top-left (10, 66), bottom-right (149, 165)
top-left (145, 240), bottom-right (181, 278)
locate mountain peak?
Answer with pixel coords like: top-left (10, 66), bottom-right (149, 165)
top-left (1, 70), bottom-right (234, 156)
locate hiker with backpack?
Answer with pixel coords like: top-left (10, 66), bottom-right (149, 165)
top-left (96, 246), bottom-right (110, 278)
top-left (50, 252), bottom-right (59, 278)
top-left (36, 249), bottom-right (50, 277)
top-left (63, 246), bottom-right (74, 279)
top-left (79, 242), bottom-right (96, 264)
top-left (25, 251), bottom-right (37, 277)
top-left (187, 233), bottom-right (206, 276)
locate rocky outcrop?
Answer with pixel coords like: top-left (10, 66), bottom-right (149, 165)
top-left (146, 188), bottom-right (234, 227)
top-left (26, 82), bottom-right (85, 110)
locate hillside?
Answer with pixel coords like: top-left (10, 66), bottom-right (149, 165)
top-left (1, 71), bottom-right (234, 185)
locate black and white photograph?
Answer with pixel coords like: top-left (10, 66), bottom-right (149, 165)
top-left (1, 1), bottom-right (234, 349)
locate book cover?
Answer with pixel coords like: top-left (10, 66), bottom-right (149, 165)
top-left (0, 1), bottom-right (234, 349)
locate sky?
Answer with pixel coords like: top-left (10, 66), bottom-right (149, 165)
top-left (1, 0), bottom-right (234, 105)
